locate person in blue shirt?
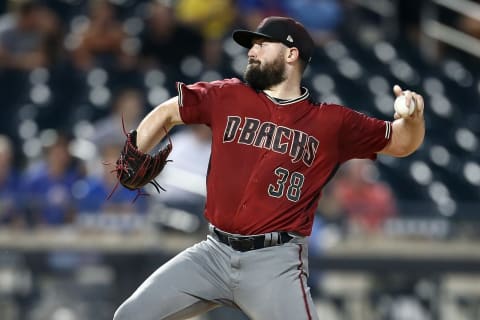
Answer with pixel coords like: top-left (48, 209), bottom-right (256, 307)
top-left (21, 133), bottom-right (83, 226)
top-left (75, 143), bottom-right (147, 214)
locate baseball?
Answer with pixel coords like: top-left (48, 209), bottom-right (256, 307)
top-left (394, 95), bottom-right (416, 118)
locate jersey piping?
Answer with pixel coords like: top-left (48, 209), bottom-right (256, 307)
top-left (177, 82), bottom-right (184, 107)
top-left (384, 121), bottom-right (392, 139)
top-left (262, 87), bottom-right (310, 105)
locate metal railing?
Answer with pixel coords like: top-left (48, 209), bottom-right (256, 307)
top-left (421, 0), bottom-right (480, 59)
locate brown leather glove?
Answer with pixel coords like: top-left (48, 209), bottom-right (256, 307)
top-left (115, 130), bottom-right (172, 192)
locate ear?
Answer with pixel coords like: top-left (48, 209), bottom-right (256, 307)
top-left (286, 47), bottom-right (300, 63)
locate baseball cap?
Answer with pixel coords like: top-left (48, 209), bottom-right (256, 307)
top-left (232, 16), bottom-right (314, 63)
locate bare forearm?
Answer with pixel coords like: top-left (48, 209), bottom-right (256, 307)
top-left (136, 97), bottom-right (183, 152)
top-left (390, 117), bottom-right (425, 157)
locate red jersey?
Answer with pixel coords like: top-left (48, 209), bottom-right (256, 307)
top-left (177, 78), bottom-right (392, 236)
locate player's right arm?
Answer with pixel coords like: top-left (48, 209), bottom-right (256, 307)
top-left (135, 97), bottom-right (184, 153)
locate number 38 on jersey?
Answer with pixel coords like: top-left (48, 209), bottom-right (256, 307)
top-left (268, 167), bottom-right (305, 202)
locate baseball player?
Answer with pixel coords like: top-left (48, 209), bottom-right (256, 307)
top-left (113, 16), bottom-right (425, 320)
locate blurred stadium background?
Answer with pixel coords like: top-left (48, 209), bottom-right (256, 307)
top-left (0, 0), bottom-right (479, 319)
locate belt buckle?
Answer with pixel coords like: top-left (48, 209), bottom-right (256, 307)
top-left (228, 236), bottom-right (255, 252)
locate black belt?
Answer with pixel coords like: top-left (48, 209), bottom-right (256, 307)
top-left (210, 226), bottom-right (293, 252)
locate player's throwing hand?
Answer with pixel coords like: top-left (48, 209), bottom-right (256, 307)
top-left (393, 84), bottom-right (425, 120)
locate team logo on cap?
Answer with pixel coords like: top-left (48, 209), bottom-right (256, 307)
top-left (286, 35), bottom-right (293, 43)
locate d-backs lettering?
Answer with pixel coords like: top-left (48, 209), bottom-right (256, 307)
top-left (223, 116), bottom-right (319, 166)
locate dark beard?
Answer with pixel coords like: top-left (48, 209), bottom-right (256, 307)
top-left (244, 54), bottom-right (287, 91)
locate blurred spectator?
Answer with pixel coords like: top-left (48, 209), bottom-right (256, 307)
top-left (235, 0), bottom-right (285, 30)
top-left (456, 15), bottom-right (480, 64)
top-left (21, 132), bottom-right (84, 226)
top-left (34, 2), bottom-right (64, 64)
top-left (331, 159), bottom-right (397, 236)
top-left (173, 0), bottom-right (235, 72)
top-left (308, 184), bottom-right (345, 257)
top-left (235, 0), bottom-right (342, 44)
top-left (0, 1), bottom-right (65, 158)
top-left (75, 143), bottom-right (147, 214)
top-left (0, 1), bottom-right (50, 70)
top-left (92, 88), bottom-right (145, 147)
top-left (279, 0), bottom-right (343, 44)
top-left (458, 15), bottom-right (480, 39)
top-left (175, 0), bottom-right (235, 40)
top-left (0, 134), bottom-right (24, 227)
top-left (70, 0), bottom-right (132, 71)
top-left (139, 0), bottom-right (204, 72)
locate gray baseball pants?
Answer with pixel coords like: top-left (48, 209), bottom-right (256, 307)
top-left (113, 234), bottom-right (319, 320)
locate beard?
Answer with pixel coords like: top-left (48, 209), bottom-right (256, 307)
top-left (244, 52), bottom-right (287, 91)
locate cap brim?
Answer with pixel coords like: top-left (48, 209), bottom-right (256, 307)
top-left (232, 30), bottom-right (274, 49)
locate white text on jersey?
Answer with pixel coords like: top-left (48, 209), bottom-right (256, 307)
top-left (223, 116), bottom-right (319, 167)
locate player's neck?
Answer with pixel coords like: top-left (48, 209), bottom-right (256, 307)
top-left (263, 77), bottom-right (302, 100)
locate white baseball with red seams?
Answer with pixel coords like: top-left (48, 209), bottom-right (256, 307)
top-left (394, 95), bottom-right (416, 118)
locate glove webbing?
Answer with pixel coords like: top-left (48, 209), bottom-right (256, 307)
top-left (106, 116), bottom-right (172, 202)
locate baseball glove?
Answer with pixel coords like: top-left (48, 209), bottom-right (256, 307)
top-left (115, 129), bottom-right (172, 193)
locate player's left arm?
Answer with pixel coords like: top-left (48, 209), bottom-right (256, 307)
top-left (379, 85), bottom-right (425, 157)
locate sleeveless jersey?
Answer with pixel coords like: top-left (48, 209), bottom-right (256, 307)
top-left (177, 78), bottom-right (392, 236)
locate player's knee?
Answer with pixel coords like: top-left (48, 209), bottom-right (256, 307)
top-left (113, 301), bottom-right (135, 320)
top-left (112, 306), bottom-right (124, 320)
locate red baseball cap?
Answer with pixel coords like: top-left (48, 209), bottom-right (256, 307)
top-left (233, 16), bottom-right (314, 63)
